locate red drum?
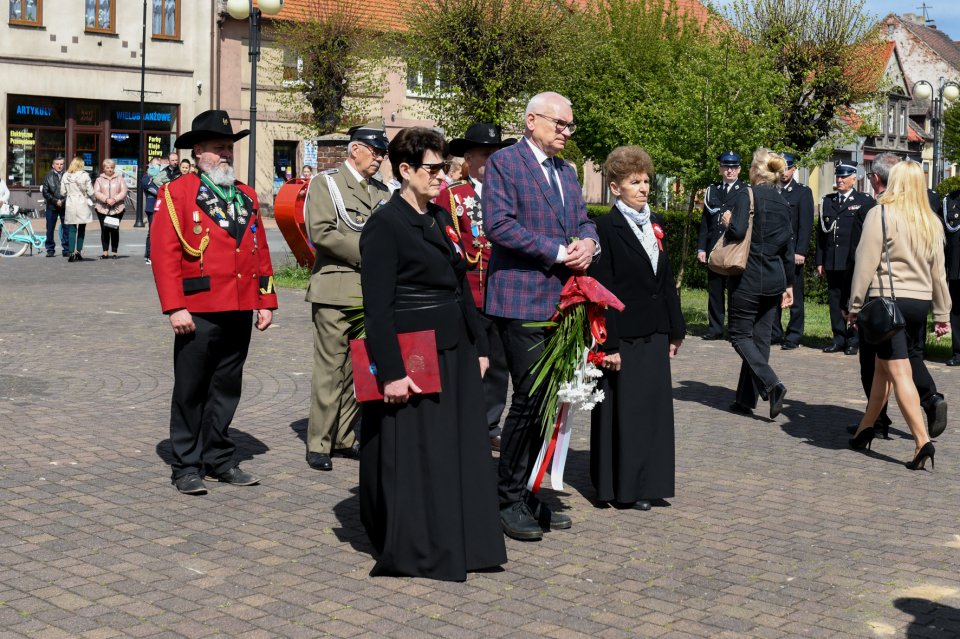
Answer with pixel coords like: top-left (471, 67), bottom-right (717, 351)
top-left (274, 178), bottom-right (315, 267)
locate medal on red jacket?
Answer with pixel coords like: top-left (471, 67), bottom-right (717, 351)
top-left (192, 211), bottom-right (202, 234)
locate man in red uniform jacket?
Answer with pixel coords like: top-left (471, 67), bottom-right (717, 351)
top-left (151, 110), bottom-right (278, 495)
top-left (435, 123), bottom-right (514, 451)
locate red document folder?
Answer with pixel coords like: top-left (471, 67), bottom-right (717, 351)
top-left (350, 330), bottom-right (442, 402)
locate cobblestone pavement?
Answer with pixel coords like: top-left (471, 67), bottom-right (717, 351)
top-left (2, 229), bottom-right (959, 638)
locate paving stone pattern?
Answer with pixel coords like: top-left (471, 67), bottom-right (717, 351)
top-left (1, 228), bottom-right (959, 638)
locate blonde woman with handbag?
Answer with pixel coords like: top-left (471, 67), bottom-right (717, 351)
top-left (847, 161), bottom-right (951, 470)
top-left (60, 157), bottom-right (95, 262)
top-left (93, 159), bottom-right (129, 259)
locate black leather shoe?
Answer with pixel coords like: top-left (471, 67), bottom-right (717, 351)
top-left (728, 401), bottom-right (754, 415)
top-left (845, 345), bottom-right (859, 355)
top-left (928, 395), bottom-right (948, 439)
top-left (845, 421), bottom-right (890, 439)
top-left (946, 358), bottom-right (960, 367)
top-left (530, 502), bottom-right (572, 530)
top-left (823, 343), bottom-right (844, 353)
top-left (306, 452), bottom-right (333, 471)
top-left (333, 442), bottom-right (360, 460)
top-left (781, 341), bottom-right (799, 350)
top-left (208, 466), bottom-right (259, 485)
top-left (703, 333), bottom-right (723, 341)
top-left (636, 500), bottom-right (652, 511)
top-left (500, 502), bottom-right (543, 541)
top-left (768, 383), bottom-right (787, 419)
top-left (46, 252), bottom-right (55, 257)
top-left (174, 473), bottom-right (207, 495)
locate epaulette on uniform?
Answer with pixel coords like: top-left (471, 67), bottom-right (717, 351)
top-left (321, 168), bottom-right (339, 175)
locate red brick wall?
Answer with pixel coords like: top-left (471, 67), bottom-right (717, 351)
top-left (315, 142), bottom-right (348, 171)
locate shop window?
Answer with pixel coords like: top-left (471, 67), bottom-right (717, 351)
top-left (273, 141), bottom-right (298, 194)
top-left (9, 0), bottom-right (42, 26)
top-left (152, 0), bottom-right (179, 39)
top-left (85, 0), bottom-right (115, 33)
top-left (7, 128), bottom-right (65, 187)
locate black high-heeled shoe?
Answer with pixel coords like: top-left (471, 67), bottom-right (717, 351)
top-left (849, 427), bottom-right (876, 451)
top-left (905, 442), bottom-right (936, 470)
top-left (846, 422), bottom-right (890, 439)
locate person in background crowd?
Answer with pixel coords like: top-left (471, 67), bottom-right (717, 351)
top-left (589, 146), bottom-right (685, 511)
top-left (301, 165), bottom-right (313, 180)
top-left (698, 151), bottom-right (750, 340)
top-left (93, 158), bottom-right (128, 259)
top-left (771, 153), bottom-right (814, 349)
top-left (142, 158), bottom-right (162, 265)
top-left (179, 159), bottom-right (194, 176)
top-left (816, 161), bottom-right (876, 355)
top-left (435, 122), bottom-right (515, 452)
top-left (154, 151), bottom-right (181, 188)
top-left (847, 160), bottom-right (951, 470)
top-left (60, 157), bottom-right (95, 263)
top-left (445, 157), bottom-right (466, 183)
top-left (303, 122), bottom-right (390, 472)
top-left (484, 91), bottom-right (597, 541)
top-left (0, 172), bottom-right (9, 213)
top-left (726, 149), bottom-right (793, 419)
top-left (151, 110), bottom-right (277, 495)
top-left (41, 156), bottom-right (68, 257)
top-left (845, 154), bottom-right (947, 440)
top-left (943, 186), bottom-right (960, 367)
top-left (358, 126), bottom-right (506, 581)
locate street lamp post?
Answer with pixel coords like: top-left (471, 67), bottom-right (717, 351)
top-left (912, 77), bottom-right (960, 187)
top-left (225, 0), bottom-right (284, 187)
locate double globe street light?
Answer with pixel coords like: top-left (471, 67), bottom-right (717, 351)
top-left (225, 0), bottom-right (285, 186)
top-left (912, 77), bottom-right (960, 187)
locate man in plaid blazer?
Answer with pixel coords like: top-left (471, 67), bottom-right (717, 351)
top-left (484, 91), bottom-right (599, 541)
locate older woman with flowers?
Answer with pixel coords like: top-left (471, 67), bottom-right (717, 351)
top-left (589, 146), bottom-right (685, 510)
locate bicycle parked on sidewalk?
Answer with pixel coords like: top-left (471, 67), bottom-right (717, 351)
top-left (0, 205), bottom-right (46, 257)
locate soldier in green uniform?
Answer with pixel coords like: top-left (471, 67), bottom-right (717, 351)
top-left (304, 123), bottom-right (390, 471)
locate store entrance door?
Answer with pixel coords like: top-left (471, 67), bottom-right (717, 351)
top-left (74, 131), bottom-right (101, 176)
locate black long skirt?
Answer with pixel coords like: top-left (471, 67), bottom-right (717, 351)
top-left (359, 338), bottom-right (507, 582)
top-left (590, 333), bottom-right (675, 503)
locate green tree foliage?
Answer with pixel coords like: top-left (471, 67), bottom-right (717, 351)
top-left (942, 103), bottom-right (960, 168)
top-left (405, 0), bottom-right (572, 133)
top-left (725, 0), bottom-right (884, 157)
top-left (271, 0), bottom-right (392, 135)
top-left (557, 0), bottom-right (785, 194)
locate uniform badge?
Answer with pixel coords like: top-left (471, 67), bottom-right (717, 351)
top-left (193, 225), bottom-right (203, 234)
top-left (734, 184), bottom-right (740, 190)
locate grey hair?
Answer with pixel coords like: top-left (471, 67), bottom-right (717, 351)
top-left (525, 92), bottom-right (572, 118)
top-left (870, 152), bottom-right (900, 186)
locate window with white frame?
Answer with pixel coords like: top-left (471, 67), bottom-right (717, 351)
top-left (406, 60), bottom-right (447, 97)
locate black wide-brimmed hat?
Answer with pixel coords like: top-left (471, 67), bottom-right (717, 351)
top-left (174, 110), bottom-right (250, 149)
top-left (449, 123), bottom-right (516, 157)
top-left (348, 122), bottom-right (389, 152)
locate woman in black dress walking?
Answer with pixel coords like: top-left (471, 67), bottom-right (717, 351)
top-left (589, 146), bottom-right (686, 510)
top-left (358, 127), bottom-right (507, 581)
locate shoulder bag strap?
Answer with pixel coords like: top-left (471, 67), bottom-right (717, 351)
top-left (879, 205), bottom-right (896, 301)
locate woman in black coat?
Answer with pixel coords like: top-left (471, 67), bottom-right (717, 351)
top-left (358, 127), bottom-right (506, 581)
top-left (589, 146), bottom-right (685, 510)
top-left (725, 149), bottom-right (794, 419)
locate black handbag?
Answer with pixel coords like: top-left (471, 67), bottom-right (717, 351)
top-left (856, 205), bottom-right (906, 344)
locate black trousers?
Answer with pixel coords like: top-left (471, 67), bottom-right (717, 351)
top-left (97, 212), bottom-right (122, 252)
top-left (951, 279), bottom-right (960, 358)
top-left (857, 297), bottom-right (939, 425)
top-left (480, 312), bottom-right (507, 438)
top-left (825, 269), bottom-right (857, 347)
top-left (706, 269), bottom-right (728, 337)
top-left (728, 290), bottom-right (781, 408)
top-left (169, 311), bottom-right (252, 480)
top-left (494, 318), bottom-right (549, 508)
top-left (773, 262), bottom-right (805, 345)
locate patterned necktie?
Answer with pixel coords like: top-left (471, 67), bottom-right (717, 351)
top-left (543, 159), bottom-right (561, 197)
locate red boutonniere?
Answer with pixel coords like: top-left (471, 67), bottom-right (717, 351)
top-left (651, 223), bottom-right (664, 251)
top-left (444, 225), bottom-right (463, 256)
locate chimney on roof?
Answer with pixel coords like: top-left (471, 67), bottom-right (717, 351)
top-left (902, 13), bottom-right (924, 25)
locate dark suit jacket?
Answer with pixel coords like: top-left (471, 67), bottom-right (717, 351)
top-left (726, 184), bottom-right (794, 297)
top-left (816, 189), bottom-right (876, 270)
top-left (780, 178), bottom-right (814, 257)
top-left (483, 138), bottom-right (598, 321)
top-left (698, 180), bottom-right (750, 253)
top-left (590, 208), bottom-right (685, 352)
top-left (943, 190), bottom-right (960, 280)
top-left (359, 192), bottom-right (488, 383)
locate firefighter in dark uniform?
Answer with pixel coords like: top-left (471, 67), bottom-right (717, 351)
top-left (942, 188), bottom-right (960, 366)
top-left (151, 110), bottom-right (278, 495)
top-left (815, 160), bottom-right (875, 355)
top-left (434, 123), bottom-right (515, 450)
top-left (698, 151), bottom-right (750, 340)
top-left (772, 153), bottom-right (814, 349)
